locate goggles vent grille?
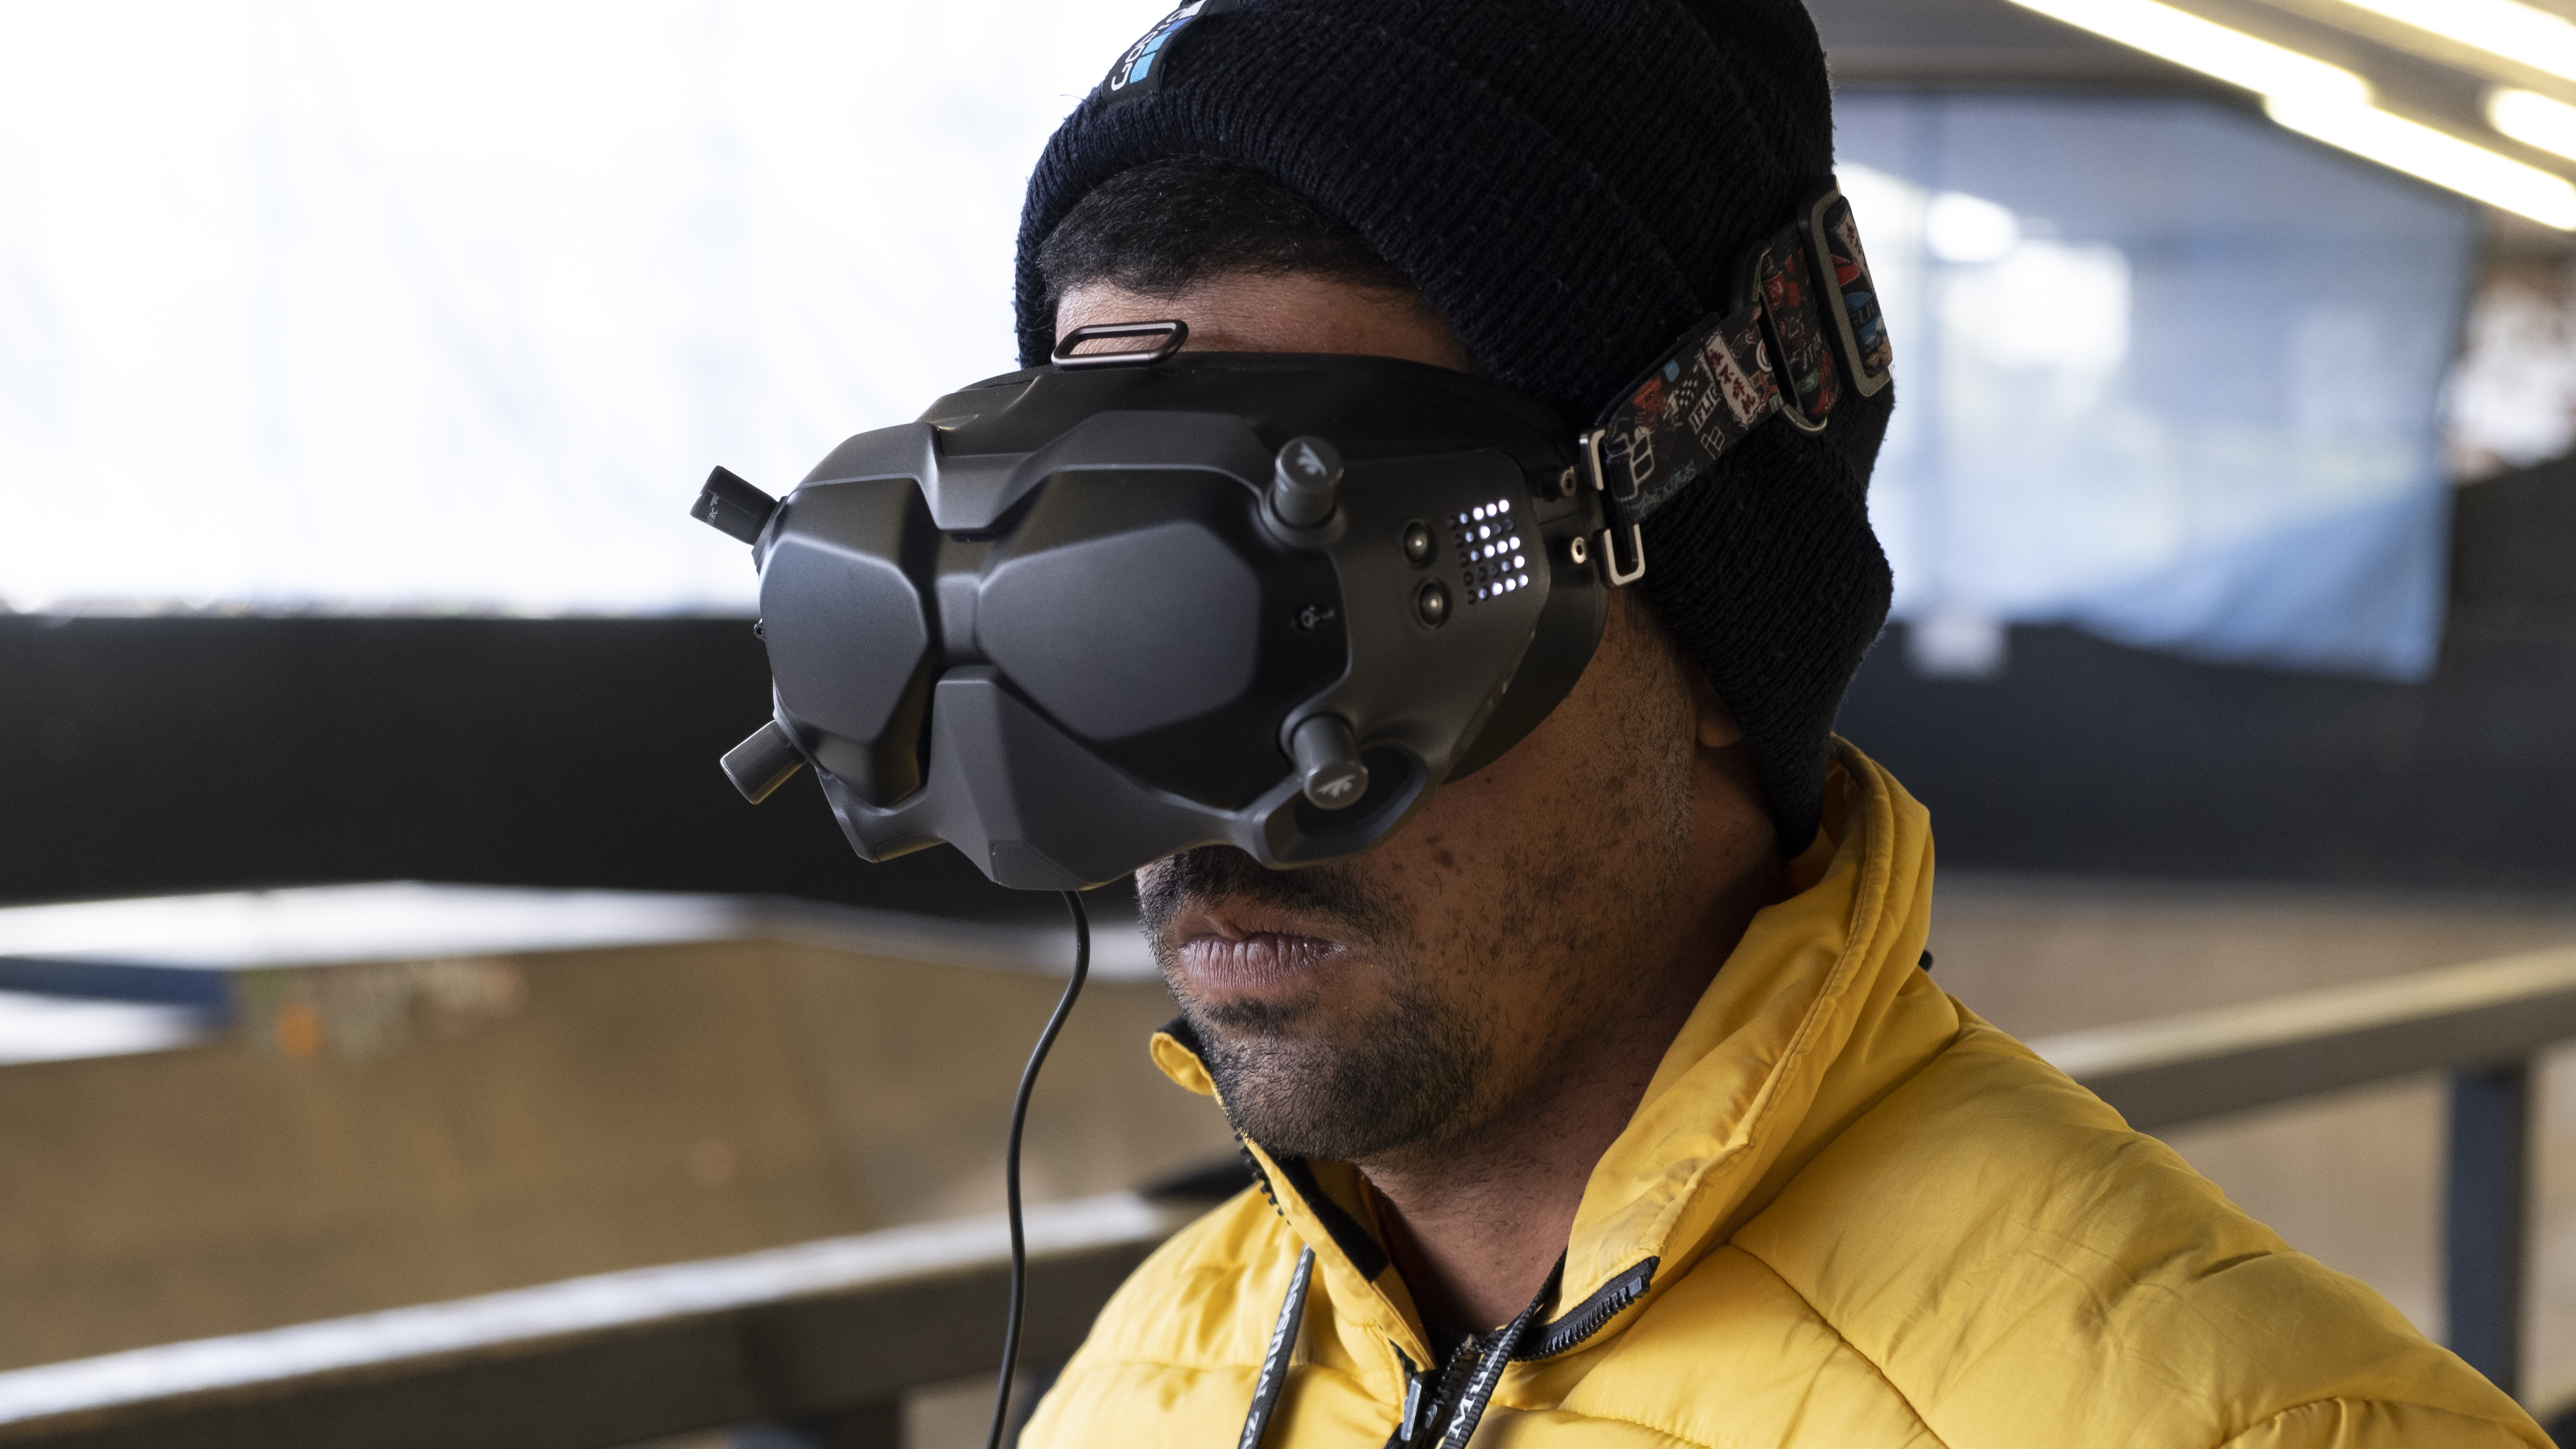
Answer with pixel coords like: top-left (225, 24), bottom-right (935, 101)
top-left (1452, 498), bottom-right (1530, 605)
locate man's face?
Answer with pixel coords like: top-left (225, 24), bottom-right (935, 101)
top-left (1061, 274), bottom-right (1737, 1166)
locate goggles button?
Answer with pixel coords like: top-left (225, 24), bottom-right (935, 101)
top-left (1415, 580), bottom-right (1452, 628)
top-left (1402, 521), bottom-right (1434, 566)
top-left (1270, 435), bottom-right (1345, 528)
top-left (1291, 716), bottom-right (1371, 810)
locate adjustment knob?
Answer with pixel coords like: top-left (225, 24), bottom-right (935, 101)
top-left (692, 466), bottom-right (780, 544)
top-left (1289, 715), bottom-right (1370, 810)
top-left (721, 718), bottom-right (807, 804)
top-left (1269, 436), bottom-right (1344, 529)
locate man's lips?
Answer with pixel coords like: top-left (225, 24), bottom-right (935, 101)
top-left (1164, 899), bottom-right (1348, 996)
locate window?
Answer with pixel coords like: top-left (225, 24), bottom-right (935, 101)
top-left (0, 1), bottom-right (1172, 615)
top-left (1838, 94), bottom-right (2475, 679)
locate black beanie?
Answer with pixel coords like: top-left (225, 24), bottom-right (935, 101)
top-left (1013, 0), bottom-right (1895, 854)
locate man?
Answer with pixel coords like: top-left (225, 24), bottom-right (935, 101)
top-left (1010, 3), bottom-right (2546, 1445)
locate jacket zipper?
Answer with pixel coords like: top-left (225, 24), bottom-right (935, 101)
top-left (1516, 1271), bottom-right (1646, 1359)
top-left (1384, 1259), bottom-right (1657, 1442)
top-left (1396, 1349), bottom-right (1479, 1442)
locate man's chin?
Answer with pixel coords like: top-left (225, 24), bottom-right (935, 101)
top-left (1187, 1000), bottom-right (1490, 1165)
top-left (1199, 1032), bottom-right (1404, 1162)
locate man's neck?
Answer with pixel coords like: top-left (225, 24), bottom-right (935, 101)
top-left (1358, 854), bottom-right (1788, 1333)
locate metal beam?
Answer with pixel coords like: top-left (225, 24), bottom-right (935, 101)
top-left (0, 1195), bottom-right (1178, 1449)
top-left (2034, 945), bottom-right (2576, 1130)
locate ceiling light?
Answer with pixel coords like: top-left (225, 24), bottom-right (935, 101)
top-left (2490, 87), bottom-right (2576, 162)
top-left (2334, 0), bottom-right (2576, 84)
top-left (2267, 98), bottom-right (2576, 227)
top-left (1925, 191), bottom-right (2021, 262)
top-left (2006, 0), bottom-right (2576, 229)
top-left (2001, 0), bottom-right (2369, 106)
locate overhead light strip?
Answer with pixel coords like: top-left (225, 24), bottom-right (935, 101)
top-left (2002, 0), bottom-right (2576, 228)
top-left (2333, 0), bottom-right (2576, 85)
top-left (2490, 87), bottom-right (2576, 163)
top-left (2006, 0), bottom-right (2369, 103)
top-left (2268, 98), bottom-right (2576, 224)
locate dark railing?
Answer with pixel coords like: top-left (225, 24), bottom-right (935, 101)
top-left (4, 944), bottom-right (2574, 1447)
top-left (0, 1196), bottom-right (1179, 1449)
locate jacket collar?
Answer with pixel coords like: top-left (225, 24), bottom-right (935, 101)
top-left (1148, 740), bottom-right (1945, 1363)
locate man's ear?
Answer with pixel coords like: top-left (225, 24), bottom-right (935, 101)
top-left (1684, 660), bottom-right (1746, 750)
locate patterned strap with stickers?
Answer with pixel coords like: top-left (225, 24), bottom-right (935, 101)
top-left (1591, 185), bottom-right (1892, 534)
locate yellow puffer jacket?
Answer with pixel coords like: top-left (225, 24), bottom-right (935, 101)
top-left (1026, 744), bottom-right (2546, 1447)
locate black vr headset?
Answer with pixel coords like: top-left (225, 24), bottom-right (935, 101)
top-left (693, 182), bottom-right (1891, 893)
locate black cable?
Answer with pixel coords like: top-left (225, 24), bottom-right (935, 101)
top-left (987, 889), bottom-right (1091, 1449)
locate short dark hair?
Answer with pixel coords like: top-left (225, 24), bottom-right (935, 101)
top-left (1035, 156), bottom-right (1416, 306)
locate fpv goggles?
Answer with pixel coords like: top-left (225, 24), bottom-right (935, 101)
top-left (693, 183), bottom-right (1890, 892)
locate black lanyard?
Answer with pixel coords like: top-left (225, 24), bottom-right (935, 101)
top-left (1236, 1250), bottom-right (1558, 1449)
top-left (1236, 1248), bottom-right (1315, 1449)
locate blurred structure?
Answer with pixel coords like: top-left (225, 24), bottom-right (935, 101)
top-left (1834, 402), bottom-right (2576, 892)
top-left (0, 886), bottom-right (1207, 1374)
top-left (1795, 0), bottom-right (2576, 889)
top-left (2451, 252), bottom-right (2576, 478)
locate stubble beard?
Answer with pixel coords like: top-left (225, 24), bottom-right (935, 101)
top-left (1139, 847), bottom-right (1493, 1163)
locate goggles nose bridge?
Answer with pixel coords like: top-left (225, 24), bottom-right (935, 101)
top-left (933, 553), bottom-right (987, 667)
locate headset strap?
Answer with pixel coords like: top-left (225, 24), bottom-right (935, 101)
top-left (1588, 182), bottom-right (1891, 533)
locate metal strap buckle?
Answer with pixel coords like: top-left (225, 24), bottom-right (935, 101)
top-left (1799, 184), bottom-right (1893, 399)
top-left (1052, 319), bottom-right (1190, 369)
top-left (1577, 428), bottom-right (1624, 502)
top-left (1597, 524), bottom-right (1645, 586)
top-left (1574, 429), bottom-right (1647, 587)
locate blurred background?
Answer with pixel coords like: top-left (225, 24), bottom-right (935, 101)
top-left (2, 0), bottom-right (2574, 1444)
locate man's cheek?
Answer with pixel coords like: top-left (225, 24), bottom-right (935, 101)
top-left (1133, 858), bottom-right (1180, 921)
